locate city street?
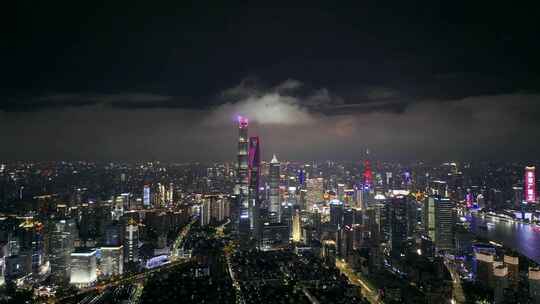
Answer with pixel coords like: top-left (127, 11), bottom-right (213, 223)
top-left (335, 259), bottom-right (381, 304)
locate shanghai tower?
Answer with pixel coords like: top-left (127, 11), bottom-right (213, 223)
top-left (235, 116), bottom-right (249, 199)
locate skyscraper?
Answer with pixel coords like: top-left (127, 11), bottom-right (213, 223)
top-left (269, 154), bottom-right (281, 223)
top-left (100, 246), bottom-right (123, 278)
top-left (236, 116), bottom-right (251, 244)
top-left (70, 248), bottom-right (97, 288)
top-left (124, 218), bottom-right (139, 265)
top-left (49, 220), bottom-right (74, 283)
top-left (424, 196), bottom-right (456, 252)
top-left (363, 160), bottom-right (373, 191)
top-left (235, 116), bottom-right (249, 197)
top-left (512, 186), bottom-right (523, 208)
top-left (306, 178), bottom-right (324, 211)
top-left (525, 166), bottom-right (536, 204)
top-left (389, 196), bottom-right (408, 257)
top-left (330, 199), bottom-right (344, 228)
top-left (143, 184), bottom-right (151, 208)
top-left (435, 197), bottom-right (455, 252)
top-left (248, 136), bottom-right (261, 241)
top-left (291, 208), bottom-right (301, 242)
top-left (18, 219), bottom-right (44, 274)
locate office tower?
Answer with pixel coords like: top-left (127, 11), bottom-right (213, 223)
top-left (124, 218), bottom-right (139, 264)
top-left (248, 136), bottom-right (261, 232)
top-left (343, 208), bottom-right (354, 227)
top-left (389, 196), bottom-right (408, 257)
top-left (78, 203), bottom-right (92, 245)
top-left (476, 193), bottom-right (486, 209)
top-left (420, 236), bottom-right (435, 259)
top-left (18, 219), bottom-right (44, 274)
top-left (235, 116), bottom-right (249, 197)
top-left (339, 225), bottom-right (354, 259)
top-left (525, 166), bottom-right (536, 203)
top-left (322, 240), bottom-right (337, 265)
top-left (287, 186), bottom-right (298, 207)
top-left (312, 210), bottom-right (322, 239)
top-left (292, 208), bottom-right (301, 242)
top-left (434, 197), bottom-right (455, 252)
top-left (269, 154), bottom-right (281, 222)
top-left (0, 243), bottom-right (5, 286)
top-left (100, 246), bottom-right (123, 278)
top-left (299, 189), bottom-right (308, 211)
top-left (0, 260), bottom-right (3, 286)
top-left (455, 225), bottom-right (473, 257)
top-left (355, 188), bottom-right (364, 210)
top-left (424, 196), bottom-right (436, 241)
top-left (5, 255), bottom-right (30, 282)
top-left (95, 201), bottom-right (112, 240)
top-left (112, 196), bottom-right (125, 221)
top-left (261, 223), bottom-right (289, 250)
top-left (366, 203), bottom-right (383, 243)
top-left (343, 188), bottom-right (355, 206)
top-left (337, 183), bottom-right (345, 202)
top-left (306, 178), bottom-right (324, 211)
top-left (493, 263), bottom-right (508, 304)
top-left (281, 203), bottom-right (293, 235)
top-left (488, 188), bottom-right (504, 210)
top-left (512, 186), bottom-right (523, 208)
top-left (70, 248), bottom-right (97, 288)
top-left (429, 180), bottom-right (448, 197)
top-left (529, 266), bottom-right (540, 303)
top-left (329, 200), bottom-right (344, 228)
top-left (200, 197), bottom-right (211, 226)
top-left (424, 196), bottom-right (455, 252)
top-left (297, 169), bottom-right (306, 187)
top-left (49, 220), bottom-right (74, 282)
top-left (503, 253), bottom-right (519, 290)
top-left (104, 223), bottom-right (121, 246)
top-left (143, 184), bottom-right (151, 208)
top-left (385, 172), bottom-right (393, 190)
top-left (157, 183), bottom-right (166, 207)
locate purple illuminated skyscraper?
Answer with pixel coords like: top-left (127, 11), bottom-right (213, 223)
top-left (248, 136), bottom-right (261, 241)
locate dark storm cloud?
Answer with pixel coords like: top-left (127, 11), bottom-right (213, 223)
top-left (2, 2), bottom-right (540, 160)
top-left (0, 93), bottom-right (205, 112)
top-left (1, 76), bottom-right (540, 161)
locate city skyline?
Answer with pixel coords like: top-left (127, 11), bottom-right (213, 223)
top-left (2, 2), bottom-right (540, 303)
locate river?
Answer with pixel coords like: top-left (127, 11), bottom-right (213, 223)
top-left (468, 213), bottom-right (540, 264)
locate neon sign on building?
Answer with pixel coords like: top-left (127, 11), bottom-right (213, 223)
top-left (525, 166), bottom-right (536, 203)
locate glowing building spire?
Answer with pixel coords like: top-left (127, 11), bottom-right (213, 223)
top-left (363, 159), bottom-right (373, 191)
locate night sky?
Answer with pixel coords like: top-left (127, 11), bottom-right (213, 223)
top-left (2, 2), bottom-right (540, 161)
